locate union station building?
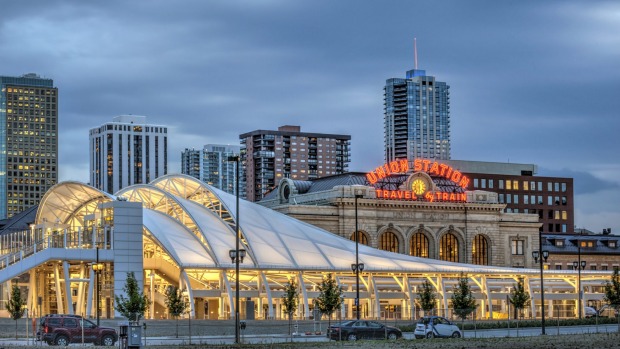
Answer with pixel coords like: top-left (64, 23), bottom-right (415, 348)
top-left (0, 173), bottom-right (613, 322)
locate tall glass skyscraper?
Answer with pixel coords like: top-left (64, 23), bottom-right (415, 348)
top-left (0, 74), bottom-right (58, 219)
top-left (384, 68), bottom-right (450, 163)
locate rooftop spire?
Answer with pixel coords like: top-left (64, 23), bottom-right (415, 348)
top-left (414, 37), bottom-right (418, 70)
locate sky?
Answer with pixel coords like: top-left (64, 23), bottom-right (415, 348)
top-left (1, 1), bottom-right (618, 234)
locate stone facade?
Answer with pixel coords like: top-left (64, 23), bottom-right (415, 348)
top-left (263, 185), bottom-right (541, 268)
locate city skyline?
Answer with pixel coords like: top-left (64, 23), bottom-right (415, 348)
top-left (0, 1), bottom-right (618, 233)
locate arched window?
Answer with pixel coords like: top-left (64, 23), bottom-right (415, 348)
top-left (439, 233), bottom-right (459, 262)
top-left (472, 235), bottom-right (489, 265)
top-left (409, 232), bottom-right (429, 258)
top-left (380, 231), bottom-right (399, 253)
top-left (349, 231), bottom-right (369, 245)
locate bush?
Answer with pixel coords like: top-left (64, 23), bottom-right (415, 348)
top-left (398, 316), bottom-right (619, 332)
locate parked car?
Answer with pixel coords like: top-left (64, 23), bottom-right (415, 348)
top-left (414, 316), bottom-right (462, 339)
top-left (38, 314), bottom-right (118, 346)
top-left (327, 320), bottom-right (402, 341)
top-left (584, 306), bottom-right (598, 318)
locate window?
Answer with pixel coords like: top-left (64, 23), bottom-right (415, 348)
top-left (439, 233), bottom-right (459, 262)
top-left (609, 241), bottom-right (617, 248)
top-left (511, 240), bottom-right (524, 255)
top-left (555, 240), bottom-right (564, 247)
top-left (523, 181), bottom-right (529, 191)
top-left (603, 266), bottom-right (609, 271)
top-left (499, 194), bottom-right (504, 203)
top-left (499, 180), bottom-right (504, 189)
top-left (506, 180), bottom-right (512, 190)
top-left (474, 178), bottom-right (479, 188)
top-left (489, 179), bottom-right (494, 189)
top-left (410, 232), bottom-right (429, 258)
top-left (513, 180), bottom-right (519, 190)
top-left (555, 265), bottom-right (562, 270)
top-left (561, 183), bottom-right (567, 192)
top-left (380, 231), bottom-right (399, 253)
top-left (350, 231), bottom-right (368, 245)
top-left (472, 235), bottom-right (489, 265)
top-left (481, 179), bottom-right (486, 189)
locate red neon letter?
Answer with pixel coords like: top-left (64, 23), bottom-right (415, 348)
top-left (422, 160), bottom-right (431, 172)
top-left (400, 159), bottom-right (409, 172)
top-left (430, 162), bottom-right (440, 175)
top-left (414, 159), bottom-right (422, 171)
top-left (366, 172), bottom-right (378, 184)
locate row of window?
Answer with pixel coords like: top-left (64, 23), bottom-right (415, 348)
top-left (473, 179), bottom-right (568, 192)
top-left (499, 194), bottom-right (568, 205)
top-left (350, 231), bottom-right (490, 266)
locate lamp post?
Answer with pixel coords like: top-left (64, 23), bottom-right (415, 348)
top-left (573, 235), bottom-right (587, 319)
top-left (532, 232), bottom-right (549, 335)
top-left (350, 193), bottom-right (364, 320)
top-left (92, 246), bottom-right (105, 326)
top-left (227, 155), bottom-right (245, 344)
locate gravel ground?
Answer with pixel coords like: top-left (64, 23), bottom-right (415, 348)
top-left (2, 317), bottom-right (620, 348)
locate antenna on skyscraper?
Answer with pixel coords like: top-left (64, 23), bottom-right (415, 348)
top-left (414, 38), bottom-right (418, 69)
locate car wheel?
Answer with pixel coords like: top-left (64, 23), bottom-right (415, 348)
top-left (387, 332), bottom-right (398, 340)
top-left (54, 335), bottom-right (69, 346)
top-left (347, 333), bottom-right (357, 341)
top-left (415, 335), bottom-right (423, 339)
top-left (101, 335), bottom-right (115, 346)
top-left (426, 331), bottom-right (434, 339)
top-left (452, 331), bottom-right (461, 338)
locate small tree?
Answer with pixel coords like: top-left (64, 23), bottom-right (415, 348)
top-left (451, 273), bottom-right (477, 322)
top-left (165, 286), bottom-right (189, 338)
top-left (115, 272), bottom-right (149, 323)
top-left (417, 280), bottom-right (437, 317)
top-left (281, 278), bottom-right (299, 336)
top-left (315, 273), bottom-right (344, 333)
top-left (509, 278), bottom-right (530, 319)
top-left (603, 268), bottom-right (620, 331)
top-left (6, 284), bottom-right (25, 339)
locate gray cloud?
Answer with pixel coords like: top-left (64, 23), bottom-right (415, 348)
top-left (1, 0), bottom-right (619, 233)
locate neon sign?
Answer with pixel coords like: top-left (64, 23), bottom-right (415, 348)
top-left (366, 159), bottom-right (470, 189)
top-left (366, 158), bottom-right (470, 203)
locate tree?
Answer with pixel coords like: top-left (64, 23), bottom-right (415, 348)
top-left (114, 272), bottom-right (149, 323)
top-left (603, 268), bottom-right (620, 330)
top-left (315, 273), bottom-right (344, 333)
top-left (451, 273), bottom-right (477, 321)
top-left (6, 283), bottom-right (25, 339)
top-left (165, 286), bottom-right (189, 338)
top-left (509, 278), bottom-right (530, 319)
top-left (281, 278), bottom-right (299, 336)
top-left (417, 280), bottom-right (437, 316)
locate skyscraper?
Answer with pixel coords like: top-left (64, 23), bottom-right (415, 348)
top-left (384, 67), bottom-right (450, 162)
top-left (89, 115), bottom-right (167, 194)
top-left (0, 74), bottom-right (58, 219)
top-left (240, 125), bottom-right (351, 202)
top-left (181, 144), bottom-right (244, 197)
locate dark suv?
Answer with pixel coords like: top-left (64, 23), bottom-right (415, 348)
top-left (39, 314), bottom-right (118, 346)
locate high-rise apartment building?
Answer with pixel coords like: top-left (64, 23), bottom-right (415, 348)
top-left (384, 68), bottom-right (450, 162)
top-left (0, 74), bottom-right (58, 219)
top-left (240, 125), bottom-right (351, 202)
top-left (181, 144), bottom-right (244, 197)
top-left (89, 115), bottom-right (167, 194)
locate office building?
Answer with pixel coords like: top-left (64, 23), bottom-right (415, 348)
top-left (240, 125), bottom-right (351, 202)
top-left (384, 68), bottom-right (450, 162)
top-left (89, 115), bottom-right (167, 194)
top-left (444, 159), bottom-right (574, 234)
top-left (0, 73), bottom-right (58, 219)
top-left (181, 144), bottom-right (244, 197)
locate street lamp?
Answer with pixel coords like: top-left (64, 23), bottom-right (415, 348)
top-left (351, 193), bottom-right (364, 320)
top-left (92, 246), bottom-right (105, 326)
top-left (227, 155), bottom-right (244, 344)
top-left (532, 234), bottom-right (549, 335)
top-left (573, 236), bottom-right (587, 319)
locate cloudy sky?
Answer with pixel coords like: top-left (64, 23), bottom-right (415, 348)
top-left (1, 1), bottom-right (618, 233)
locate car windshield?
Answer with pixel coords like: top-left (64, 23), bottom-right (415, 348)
top-left (331, 320), bottom-right (355, 327)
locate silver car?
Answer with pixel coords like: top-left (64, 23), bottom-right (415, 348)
top-left (414, 316), bottom-right (462, 339)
